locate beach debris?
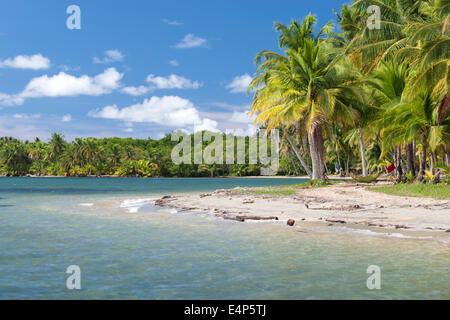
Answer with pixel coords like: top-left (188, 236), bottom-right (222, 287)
top-left (236, 215), bottom-right (279, 221)
top-left (154, 199), bottom-right (165, 206)
top-left (215, 213), bottom-right (278, 223)
top-left (326, 219), bottom-right (346, 224)
top-left (222, 215), bottom-right (245, 222)
top-left (200, 193), bottom-right (212, 198)
top-left (287, 219), bottom-right (295, 226)
top-left (446, 229), bottom-right (450, 233)
top-left (394, 224), bottom-right (411, 229)
top-left (161, 195), bottom-right (171, 199)
top-left (181, 207), bottom-right (198, 211)
top-left (242, 198), bottom-right (255, 204)
top-left (304, 204), bottom-right (361, 211)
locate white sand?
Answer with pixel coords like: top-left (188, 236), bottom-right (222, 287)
top-left (155, 182), bottom-right (450, 233)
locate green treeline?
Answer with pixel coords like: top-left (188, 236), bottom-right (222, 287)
top-left (0, 132), bottom-right (296, 177)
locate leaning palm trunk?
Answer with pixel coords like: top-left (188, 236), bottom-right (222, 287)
top-left (308, 124), bottom-right (326, 180)
top-left (285, 131), bottom-right (312, 178)
top-left (358, 123), bottom-right (367, 176)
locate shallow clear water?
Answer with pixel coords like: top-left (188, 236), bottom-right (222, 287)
top-left (0, 177), bottom-right (449, 299)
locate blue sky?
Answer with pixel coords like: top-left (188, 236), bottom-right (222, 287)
top-left (0, 0), bottom-right (347, 141)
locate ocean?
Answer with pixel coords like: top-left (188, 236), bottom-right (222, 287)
top-left (0, 177), bottom-right (448, 299)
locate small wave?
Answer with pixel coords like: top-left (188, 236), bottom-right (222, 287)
top-left (330, 226), bottom-right (433, 239)
top-left (119, 198), bottom-right (157, 213)
top-left (79, 203), bottom-right (94, 207)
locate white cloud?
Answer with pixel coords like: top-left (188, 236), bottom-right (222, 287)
top-left (62, 114), bottom-right (72, 122)
top-left (169, 59), bottom-right (179, 67)
top-left (0, 54), bottom-right (50, 70)
top-left (194, 118), bottom-right (220, 132)
top-left (58, 65), bottom-right (80, 72)
top-left (230, 110), bottom-right (256, 124)
top-left (226, 74), bottom-right (252, 93)
top-left (121, 85), bottom-right (151, 96)
top-left (88, 95), bottom-right (218, 132)
top-left (121, 74), bottom-right (202, 96)
top-left (146, 74), bottom-right (201, 89)
top-left (162, 19), bottom-right (183, 26)
top-left (13, 113), bottom-right (41, 119)
top-left (174, 34), bottom-right (206, 49)
top-left (225, 124), bottom-right (257, 137)
top-left (0, 68), bottom-right (123, 106)
top-left (93, 50), bottom-right (124, 64)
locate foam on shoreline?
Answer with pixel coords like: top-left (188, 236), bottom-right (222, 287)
top-left (119, 198), bottom-right (157, 213)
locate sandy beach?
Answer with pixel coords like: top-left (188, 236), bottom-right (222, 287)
top-left (155, 181), bottom-right (450, 234)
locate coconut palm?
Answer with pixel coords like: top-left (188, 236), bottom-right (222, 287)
top-left (49, 133), bottom-right (66, 167)
top-left (83, 138), bottom-right (99, 176)
top-left (249, 16), bottom-right (362, 180)
top-left (389, 89), bottom-right (449, 179)
top-left (1, 142), bottom-right (30, 175)
top-left (27, 141), bottom-right (46, 176)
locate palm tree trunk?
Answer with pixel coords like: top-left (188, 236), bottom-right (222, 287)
top-left (395, 146), bottom-right (402, 177)
top-left (358, 123), bottom-right (367, 176)
top-left (285, 131), bottom-right (312, 178)
top-left (308, 124), bottom-right (325, 180)
top-left (418, 133), bottom-right (427, 180)
top-left (444, 144), bottom-right (450, 165)
top-left (405, 143), bottom-right (415, 176)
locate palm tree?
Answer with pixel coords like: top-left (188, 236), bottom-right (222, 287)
top-left (49, 133), bottom-right (66, 168)
top-left (390, 89), bottom-right (448, 179)
top-left (1, 142), bottom-right (30, 175)
top-left (107, 143), bottom-right (122, 169)
top-left (250, 16), bottom-right (360, 180)
top-left (83, 138), bottom-right (98, 175)
top-left (334, 4), bottom-right (374, 176)
top-left (73, 138), bottom-right (85, 168)
top-left (27, 141), bottom-right (46, 176)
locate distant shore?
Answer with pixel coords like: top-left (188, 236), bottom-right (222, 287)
top-left (0, 174), bottom-right (350, 180)
top-left (154, 181), bottom-right (450, 235)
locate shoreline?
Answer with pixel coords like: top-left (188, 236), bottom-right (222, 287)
top-left (153, 181), bottom-right (450, 235)
top-left (0, 175), bottom-right (316, 179)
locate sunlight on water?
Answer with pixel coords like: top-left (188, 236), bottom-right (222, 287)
top-left (0, 178), bottom-right (448, 299)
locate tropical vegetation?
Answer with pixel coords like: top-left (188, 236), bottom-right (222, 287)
top-left (0, 133), bottom-right (277, 177)
top-left (249, 0), bottom-right (449, 182)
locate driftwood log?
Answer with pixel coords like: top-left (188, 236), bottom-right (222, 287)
top-left (217, 214), bottom-right (279, 222)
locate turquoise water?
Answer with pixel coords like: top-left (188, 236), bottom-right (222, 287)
top-left (0, 177), bottom-right (449, 299)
